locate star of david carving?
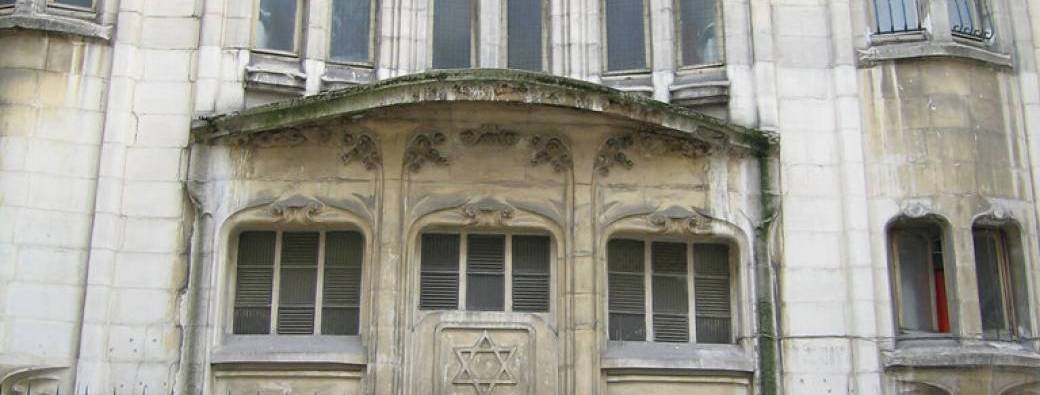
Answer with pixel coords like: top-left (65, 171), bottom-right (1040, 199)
top-left (452, 331), bottom-right (518, 395)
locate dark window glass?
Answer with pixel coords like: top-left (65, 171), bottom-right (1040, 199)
top-left (512, 235), bottom-right (551, 312)
top-left (874, 0), bottom-right (921, 33)
top-left (330, 0), bottom-right (372, 63)
top-left (507, 0), bottom-right (544, 71)
top-left (604, 0), bottom-right (646, 71)
top-left (891, 226), bottom-right (949, 334)
top-left (432, 0), bottom-right (473, 68)
top-left (678, 0), bottom-right (722, 66)
top-left (233, 231), bottom-right (276, 334)
top-left (277, 232), bottom-right (319, 335)
top-left (255, 0), bottom-right (298, 53)
top-left (694, 243), bottom-right (732, 343)
top-left (52, 0), bottom-right (93, 8)
top-left (0, 0), bottom-right (16, 7)
top-left (973, 228), bottom-right (1016, 339)
top-left (608, 239), bottom-right (646, 341)
top-left (420, 233), bottom-right (461, 309)
top-left (466, 234), bottom-right (506, 311)
top-left (322, 231), bottom-right (364, 335)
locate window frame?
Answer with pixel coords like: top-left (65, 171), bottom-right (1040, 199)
top-left (326, 0), bottom-right (378, 67)
top-left (948, 0), bottom-right (992, 41)
top-left (416, 229), bottom-right (555, 314)
top-left (501, 0), bottom-right (551, 72)
top-left (887, 221), bottom-right (955, 338)
top-left (971, 226), bottom-right (1019, 340)
top-left (600, 0), bottom-right (653, 75)
top-left (869, 0), bottom-right (925, 35)
top-left (250, 0), bottom-right (305, 58)
top-left (428, 0), bottom-right (480, 69)
top-left (47, 0), bottom-right (95, 12)
top-left (672, 0), bottom-right (726, 70)
top-left (606, 235), bottom-right (737, 344)
top-left (228, 226), bottom-right (367, 337)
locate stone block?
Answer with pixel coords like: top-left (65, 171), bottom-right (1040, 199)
top-left (114, 252), bottom-right (183, 289)
top-left (25, 138), bottom-right (99, 178)
top-left (0, 136), bottom-right (29, 171)
top-left (0, 104), bottom-right (38, 138)
top-left (14, 209), bottom-right (91, 249)
top-left (781, 337), bottom-right (852, 374)
top-left (8, 318), bottom-right (76, 359)
top-left (773, 5), bottom-right (830, 37)
top-left (145, 0), bottom-right (196, 17)
top-left (141, 17), bottom-right (201, 50)
top-left (27, 174), bottom-right (95, 213)
top-left (121, 181), bottom-right (184, 218)
top-left (135, 114), bottom-right (192, 147)
top-left (0, 69), bottom-right (41, 106)
top-left (124, 146), bottom-right (184, 181)
top-left (776, 68), bottom-right (831, 99)
top-left (142, 49), bottom-right (194, 81)
top-left (122, 218), bottom-right (183, 253)
top-left (37, 107), bottom-right (105, 144)
top-left (133, 81), bottom-right (193, 115)
top-left (781, 267), bottom-right (847, 302)
top-left (777, 98), bottom-right (836, 133)
top-left (6, 282), bottom-right (82, 322)
top-left (16, 246), bottom-right (86, 285)
top-left (112, 288), bottom-right (176, 324)
top-left (782, 301), bottom-right (848, 335)
top-left (106, 324), bottom-right (147, 361)
top-left (0, 32), bottom-right (47, 69)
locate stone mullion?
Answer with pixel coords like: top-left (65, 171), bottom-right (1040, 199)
top-left (370, 131), bottom-right (404, 393)
top-left (570, 182), bottom-right (598, 394)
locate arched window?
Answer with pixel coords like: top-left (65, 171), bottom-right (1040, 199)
top-left (418, 232), bottom-right (553, 312)
top-left (888, 219), bottom-right (952, 335)
top-left (232, 230), bottom-right (365, 336)
top-left (972, 222), bottom-right (1029, 340)
top-left (607, 238), bottom-right (734, 344)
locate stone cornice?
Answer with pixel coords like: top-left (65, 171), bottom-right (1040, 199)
top-left (191, 70), bottom-right (777, 156)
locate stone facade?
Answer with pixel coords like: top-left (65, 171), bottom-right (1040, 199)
top-left (0, 0), bottom-right (1038, 394)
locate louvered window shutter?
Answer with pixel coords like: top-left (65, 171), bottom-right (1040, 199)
top-left (694, 243), bottom-right (732, 343)
top-left (233, 231), bottom-right (276, 334)
top-left (277, 232), bottom-right (320, 334)
top-left (420, 233), bottom-right (461, 309)
top-left (512, 235), bottom-right (551, 312)
top-left (322, 231), bottom-right (364, 335)
top-left (608, 239), bottom-right (646, 341)
top-left (651, 242), bottom-right (689, 343)
top-left (466, 234), bottom-right (506, 311)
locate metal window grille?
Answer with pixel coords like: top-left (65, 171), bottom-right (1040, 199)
top-left (948, 0), bottom-right (992, 40)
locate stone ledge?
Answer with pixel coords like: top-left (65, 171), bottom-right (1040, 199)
top-left (211, 335), bottom-right (367, 367)
top-left (0, 13), bottom-right (110, 41)
top-left (883, 340), bottom-right (1040, 369)
top-left (601, 341), bottom-right (754, 373)
top-left (857, 40), bottom-right (1012, 68)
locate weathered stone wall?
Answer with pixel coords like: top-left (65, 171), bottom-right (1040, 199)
top-left (0, 29), bottom-right (110, 387)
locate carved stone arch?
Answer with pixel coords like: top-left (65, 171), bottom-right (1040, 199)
top-left (211, 194), bottom-right (377, 342)
top-left (894, 380), bottom-right (953, 395)
top-left (1000, 380), bottom-right (1040, 395)
top-left (972, 199), bottom-right (1019, 227)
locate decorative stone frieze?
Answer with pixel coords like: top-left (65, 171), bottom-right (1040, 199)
top-left (594, 131), bottom-right (715, 176)
top-left (594, 134), bottom-right (635, 176)
top-left (529, 135), bottom-right (572, 173)
top-left (405, 130), bottom-right (449, 172)
top-left (460, 123), bottom-right (521, 146)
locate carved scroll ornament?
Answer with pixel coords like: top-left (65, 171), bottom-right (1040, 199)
top-left (460, 197), bottom-right (516, 227)
top-left (405, 130), bottom-right (449, 172)
top-left (647, 206), bottom-right (714, 235)
top-left (460, 124), bottom-right (521, 146)
top-left (270, 195), bottom-right (327, 224)
top-left (339, 132), bottom-right (381, 170)
top-left (529, 135), bottom-right (572, 173)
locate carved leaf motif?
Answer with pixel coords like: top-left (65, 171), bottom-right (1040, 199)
top-left (405, 131), bottom-right (449, 172)
top-left (340, 133), bottom-right (381, 170)
top-left (594, 134), bottom-right (635, 176)
top-left (529, 135), bottom-right (572, 173)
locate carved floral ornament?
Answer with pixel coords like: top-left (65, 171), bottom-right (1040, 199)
top-left (405, 124), bottom-right (574, 174)
top-left (460, 197), bottom-right (517, 227)
top-left (270, 195), bottom-right (328, 224)
top-left (594, 130), bottom-right (720, 176)
top-left (203, 124), bottom-right (383, 170)
top-left (460, 124), bottom-right (521, 146)
top-left (646, 205), bottom-right (715, 235)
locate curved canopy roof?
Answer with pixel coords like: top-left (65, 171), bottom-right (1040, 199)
top-left (191, 69), bottom-right (776, 155)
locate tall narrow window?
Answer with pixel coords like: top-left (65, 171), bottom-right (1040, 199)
top-left (873, 0), bottom-right (922, 34)
top-left (607, 238), bottom-right (734, 344)
top-left (604, 0), bottom-right (647, 72)
top-left (330, 0), bottom-right (373, 64)
top-left (432, 0), bottom-right (474, 68)
top-left (973, 227), bottom-right (1021, 339)
top-left (419, 232), bottom-right (551, 312)
top-left (232, 230), bottom-right (365, 335)
top-left (677, 0), bottom-right (723, 66)
top-left (507, 0), bottom-right (544, 71)
top-left (890, 223), bottom-right (950, 334)
top-left (255, 0), bottom-right (299, 54)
